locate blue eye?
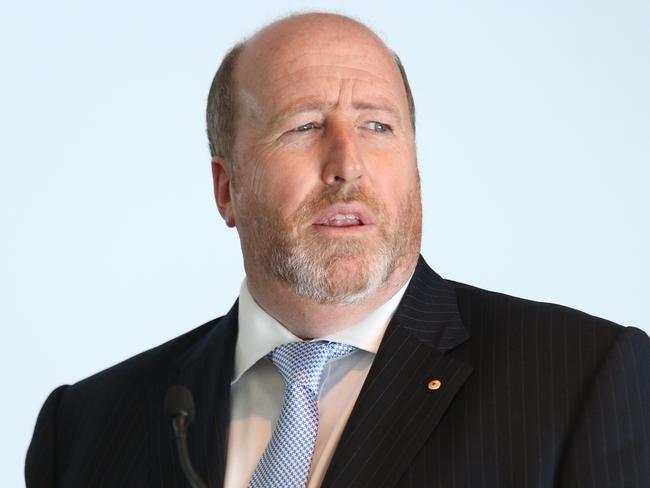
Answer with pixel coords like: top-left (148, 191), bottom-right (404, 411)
top-left (294, 122), bottom-right (316, 132)
top-left (366, 121), bottom-right (391, 132)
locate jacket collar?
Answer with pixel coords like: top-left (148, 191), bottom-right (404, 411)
top-left (321, 255), bottom-right (473, 488)
top-left (394, 254), bottom-right (469, 351)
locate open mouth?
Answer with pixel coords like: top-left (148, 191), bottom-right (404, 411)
top-left (313, 207), bottom-right (372, 228)
top-left (319, 213), bottom-right (363, 227)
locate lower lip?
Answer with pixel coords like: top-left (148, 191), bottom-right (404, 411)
top-left (311, 224), bottom-right (374, 234)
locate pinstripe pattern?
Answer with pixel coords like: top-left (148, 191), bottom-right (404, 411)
top-left (26, 257), bottom-right (650, 487)
top-left (26, 302), bottom-right (239, 488)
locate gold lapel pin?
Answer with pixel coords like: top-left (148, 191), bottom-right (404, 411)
top-left (427, 379), bottom-right (442, 391)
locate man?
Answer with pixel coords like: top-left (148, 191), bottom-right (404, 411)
top-left (26, 12), bottom-right (649, 488)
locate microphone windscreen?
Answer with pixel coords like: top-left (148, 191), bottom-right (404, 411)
top-left (164, 384), bottom-right (196, 425)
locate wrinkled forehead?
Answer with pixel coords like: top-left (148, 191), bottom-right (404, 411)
top-left (234, 16), bottom-right (406, 110)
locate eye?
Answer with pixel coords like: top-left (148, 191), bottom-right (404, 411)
top-left (293, 122), bottom-right (317, 132)
top-left (365, 121), bottom-right (392, 133)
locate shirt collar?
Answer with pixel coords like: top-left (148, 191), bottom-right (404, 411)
top-left (232, 277), bottom-right (411, 384)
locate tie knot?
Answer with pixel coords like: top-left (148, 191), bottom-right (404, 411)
top-left (269, 341), bottom-right (356, 394)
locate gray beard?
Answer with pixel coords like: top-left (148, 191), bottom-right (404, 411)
top-left (239, 180), bottom-right (422, 305)
top-left (269, 231), bottom-right (402, 305)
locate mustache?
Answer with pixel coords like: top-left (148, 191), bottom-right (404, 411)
top-left (296, 183), bottom-right (385, 223)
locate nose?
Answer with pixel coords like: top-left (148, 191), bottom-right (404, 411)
top-left (321, 123), bottom-right (365, 186)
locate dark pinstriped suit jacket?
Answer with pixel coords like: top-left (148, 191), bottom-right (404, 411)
top-left (26, 256), bottom-right (650, 487)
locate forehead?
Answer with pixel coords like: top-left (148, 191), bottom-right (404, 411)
top-left (235, 18), bottom-right (407, 115)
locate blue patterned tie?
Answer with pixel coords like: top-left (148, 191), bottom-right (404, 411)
top-left (248, 340), bottom-right (357, 488)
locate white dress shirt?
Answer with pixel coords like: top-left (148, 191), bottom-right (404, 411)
top-left (223, 278), bottom-right (410, 488)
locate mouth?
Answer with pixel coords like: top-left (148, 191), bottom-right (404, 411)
top-left (312, 206), bottom-right (373, 228)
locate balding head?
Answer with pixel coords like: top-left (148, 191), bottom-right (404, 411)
top-left (206, 12), bottom-right (415, 162)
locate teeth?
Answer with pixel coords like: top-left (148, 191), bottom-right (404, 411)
top-left (328, 214), bottom-right (359, 222)
top-left (332, 213), bottom-right (358, 221)
top-left (324, 213), bottom-right (361, 226)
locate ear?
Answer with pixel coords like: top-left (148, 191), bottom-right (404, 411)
top-left (211, 156), bottom-right (236, 227)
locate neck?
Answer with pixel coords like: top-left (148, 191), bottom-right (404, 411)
top-left (244, 254), bottom-right (418, 339)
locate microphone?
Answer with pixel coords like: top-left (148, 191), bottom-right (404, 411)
top-left (164, 385), bottom-right (208, 488)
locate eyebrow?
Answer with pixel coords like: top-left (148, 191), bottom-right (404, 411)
top-left (271, 97), bottom-right (334, 124)
top-left (271, 96), bottom-right (402, 126)
top-left (352, 100), bottom-right (402, 118)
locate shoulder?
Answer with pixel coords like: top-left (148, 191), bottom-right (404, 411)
top-left (442, 279), bottom-right (649, 401)
top-left (74, 314), bottom-right (229, 392)
top-left (53, 313), bottom-right (233, 419)
top-left (27, 313), bottom-right (235, 482)
top-left (445, 279), bottom-right (646, 357)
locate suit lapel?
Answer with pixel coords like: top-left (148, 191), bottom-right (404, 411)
top-left (148, 302), bottom-right (238, 488)
top-left (321, 256), bottom-right (473, 488)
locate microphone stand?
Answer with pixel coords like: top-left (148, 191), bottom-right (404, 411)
top-left (165, 385), bottom-right (208, 488)
top-left (171, 414), bottom-right (208, 488)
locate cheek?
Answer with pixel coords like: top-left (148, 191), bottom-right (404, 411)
top-left (237, 167), bottom-right (318, 221)
top-left (373, 163), bottom-right (419, 220)
top-left (372, 154), bottom-right (417, 191)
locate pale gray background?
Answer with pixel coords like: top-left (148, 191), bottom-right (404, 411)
top-left (2, 0), bottom-right (648, 484)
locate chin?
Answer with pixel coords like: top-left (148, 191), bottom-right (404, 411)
top-left (325, 258), bottom-right (368, 286)
top-left (325, 252), bottom-right (365, 272)
top-left (268, 226), bottom-right (407, 305)
top-left (314, 254), bottom-right (387, 304)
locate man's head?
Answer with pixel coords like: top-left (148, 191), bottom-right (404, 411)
top-left (208, 13), bottom-right (422, 305)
